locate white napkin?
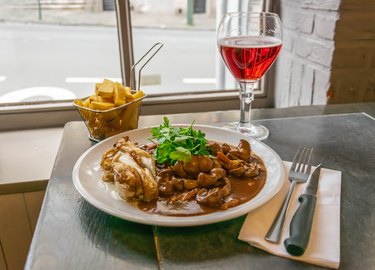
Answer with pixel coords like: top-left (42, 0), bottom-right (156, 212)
top-left (239, 162), bottom-right (341, 269)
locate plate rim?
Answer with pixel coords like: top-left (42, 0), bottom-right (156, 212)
top-left (72, 124), bottom-right (286, 227)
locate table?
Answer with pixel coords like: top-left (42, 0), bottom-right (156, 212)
top-left (25, 103), bottom-right (375, 270)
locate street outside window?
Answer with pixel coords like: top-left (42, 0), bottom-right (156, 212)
top-left (0, 0), bottom-right (264, 106)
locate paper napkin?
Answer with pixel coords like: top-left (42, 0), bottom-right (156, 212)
top-left (239, 162), bottom-right (341, 269)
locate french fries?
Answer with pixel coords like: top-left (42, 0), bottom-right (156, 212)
top-left (78, 79), bottom-right (144, 111)
top-left (74, 79), bottom-right (145, 140)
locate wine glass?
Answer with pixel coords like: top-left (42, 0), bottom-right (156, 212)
top-left (217, 12), bottom-right (282, 140)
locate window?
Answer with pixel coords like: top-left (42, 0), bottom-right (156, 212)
top-left (120, 0), bottom-right (275, 115)
top-left (130, 0), bottom-right (265, 95)
top-left (0, 0), bottom-right (276, 130)
top-left (0, 0), bottom-right (121, 104)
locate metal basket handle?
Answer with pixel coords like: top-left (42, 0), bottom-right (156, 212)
top-left (130, 42), bottom-right (164, 92)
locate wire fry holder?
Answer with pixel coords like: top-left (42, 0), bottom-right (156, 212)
top-left (130, 41), bottom-right (164, 92)
top-left (74, 42), bottom-right (164, 142)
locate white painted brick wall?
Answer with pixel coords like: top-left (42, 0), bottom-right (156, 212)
top-left (315, 15), bottom-right (337, 40)
top-left (309, 40), bottom-right (334, 67)
top-left (282, 31), bottom-right (293, 52)
top-left (301, 0), bottom-right (340, 11)
top-left (289, 60), bottom-right (303, 106)
top-left (274, 0), bottom-right (338, 107)
top-left (293, 37), bottom-right (312, 59)
top-left (297, 12), bottom-right (314, 34)
top-left (282, 8), bottom-right (299, 31)
top-left (274, 54), bottom-right (292, 108)
top-left (300, 65), bottom-right (314, 105)
top-left (293, 37), bottom-right (335, 67)
top-left (274, 0), bottom-right (375, 106)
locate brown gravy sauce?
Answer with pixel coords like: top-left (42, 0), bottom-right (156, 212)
top-left (137, 154), bottom-right (266, 217)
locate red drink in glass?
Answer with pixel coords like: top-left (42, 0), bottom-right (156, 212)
top-left (219, 36), bottom-right (282, 82)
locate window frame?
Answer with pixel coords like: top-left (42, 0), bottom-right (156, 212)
top-left (0, 0), bottom-right (277, 131)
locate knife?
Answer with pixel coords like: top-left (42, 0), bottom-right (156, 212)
top-left (284, 164), bottom-right (323, 256)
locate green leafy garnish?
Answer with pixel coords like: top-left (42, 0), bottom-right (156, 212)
top-left (149, 117), bottom-right (210, 164)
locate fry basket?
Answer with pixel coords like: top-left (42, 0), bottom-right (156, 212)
top-left (73, 95), bottom-right (146, 142)
top-left (73, 42), bottom-right (163, 142)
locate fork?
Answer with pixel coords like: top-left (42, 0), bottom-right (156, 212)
top-left (265, 146), bottom-right (313, 243)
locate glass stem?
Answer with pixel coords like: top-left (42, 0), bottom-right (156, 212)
top-left (239, 82), bottom-right (255, 125)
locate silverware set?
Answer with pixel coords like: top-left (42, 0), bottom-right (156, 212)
top-left (265, 147), bottom-right (322, 256)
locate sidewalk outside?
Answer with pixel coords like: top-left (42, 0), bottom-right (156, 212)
top-left (0, 1), bottom-right (216, 30)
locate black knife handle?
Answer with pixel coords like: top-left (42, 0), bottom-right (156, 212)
top-left (284, 194), bottom-right (317, 256)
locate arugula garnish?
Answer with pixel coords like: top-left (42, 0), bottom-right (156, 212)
top-left (150, 117), bottom-right (210, 164)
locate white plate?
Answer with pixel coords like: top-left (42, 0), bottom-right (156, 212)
top-left (72, 125), bottom-right (285, 227)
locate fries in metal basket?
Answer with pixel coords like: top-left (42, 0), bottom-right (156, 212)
top-left (73, 79), bottom-right (146, 141)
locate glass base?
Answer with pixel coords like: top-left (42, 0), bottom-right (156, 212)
top-left (222, 122), bottom-right (269, 141)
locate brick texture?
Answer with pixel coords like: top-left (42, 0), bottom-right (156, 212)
top-left (274, 54), bottom-right (292, 108)
top-left (282, 30), bottom-right (293, 52)
top-left (297, 12), bottom-right (314, 34)
top-left (289, 60), bottom-right (303, 106)
top-left (274, 0), bottom-right (375, 107)
top-left (310, 41), bottom-right (334, 67)
top-left (315, 15), bottom-right (337, 40)
top-left (299, 65), bottom-right (314, 105)
top-left (281, 9), bottom-right (299, 30)
top-left (301, 0), bottom-right (340, 11)
top-left (294, 37), bottom-right (312, 58)
top-left (275, 0), bottom-right (339, 107)
top-left (294, 38), bottom-right (334, 67)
